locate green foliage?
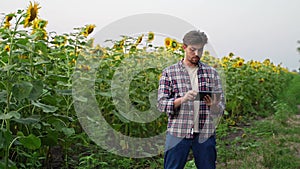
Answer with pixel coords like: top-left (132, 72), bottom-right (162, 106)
top-left (216, 77), bottom-right (300, 168)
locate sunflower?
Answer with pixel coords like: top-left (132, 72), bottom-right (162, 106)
top-left (164, 37), bottom-right (172, 48)
top-left (4, 45), bottom-right (10, 52)
top-left (171, 39), bottom-right (179, 50)
top-left (113, 39), bottom-right (125, 51)
top-left (233, 60), bottom-right (244, 68)
top-left (135, 34), bottom-right (144, 45)
top-left (5, 14), bottom-right (13, 23)
top-left (3, 22), bottom-right (11, 29)
top-left (147, 31), bottom-right (154, 42)
top-left (250, 61), bottom-right (261, 71)
top-left (3, 14), bottom-right (14, 28)
top-left (259, 78), bottom-right (264, 83)
top-left (82, 24), bottom-right (96, 37)
top-left (24, 2), bottom-right (40, 28)
top-left (33, 19), bottom-right (48, 29)
top-left (228, 52), bottom-right (234, 57)
top-left (221, 56), bottom-right (230, 63)
top-left (263, 59), bottom-right (271, 66)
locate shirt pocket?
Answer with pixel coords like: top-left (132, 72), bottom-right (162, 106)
top-left (199, 76), bottom-right (215, 91)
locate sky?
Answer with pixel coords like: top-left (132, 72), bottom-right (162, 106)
top-left (1, 0), bottom-right (300, 71)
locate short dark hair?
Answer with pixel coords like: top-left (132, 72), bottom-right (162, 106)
top-left (183, 30), bottom-right (208, 46)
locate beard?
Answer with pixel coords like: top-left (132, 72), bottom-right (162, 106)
top-left (189, 56), bottom-right (200, 65)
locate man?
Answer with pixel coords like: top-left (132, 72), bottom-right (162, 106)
top-left (157, 30), bottom-right (225, 169)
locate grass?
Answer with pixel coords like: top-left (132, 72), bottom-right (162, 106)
top-left (214, 111), bottom-right (300, 169)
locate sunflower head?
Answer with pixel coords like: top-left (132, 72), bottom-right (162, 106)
top-left (5, 14), bottom-right (14, 23)
top-left (259, 78), bottom-right (264, 83)
top-left (263, 59), bottom-right (271, 66)
top-left (171, 39), bottom-right (179, 50)
top-left (147, 32), bottom-right (154, 42)
top-left (33, 19), bottom-right (48, 29)
top-left (233, 60), bottom-right (244, 68)
top-left (82, 24), bottom-right (96, 37)
top-left (135, 34), bottom-right (144, 45)
top-left (113, 39), bottom-right (125, 51)
top-left (4, 45), bottom-right (10, 52)
top-left (24, 2), bottom-right (40, 28)
top-left (3, 13), bottom-right (14, 29)
top-left (164, 37), bottom-right (172, 48)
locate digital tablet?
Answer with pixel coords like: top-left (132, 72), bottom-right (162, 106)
top-left (195, 91), bottom-right (222, 101)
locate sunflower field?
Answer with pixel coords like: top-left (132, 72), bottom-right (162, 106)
top-left (0, 2), bottom-right (298, 169)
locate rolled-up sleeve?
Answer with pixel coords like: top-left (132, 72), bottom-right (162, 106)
top-left (157, 70), bottom-right (179, 115)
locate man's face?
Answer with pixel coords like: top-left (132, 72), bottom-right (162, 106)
top-left (184, 44), bottom-right (204, 66)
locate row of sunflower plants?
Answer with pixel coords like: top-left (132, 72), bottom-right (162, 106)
top-left (202, 52), bottom-right (294, 125)
top-left (221, 54), bottom-right (292, 124)
top-left (0, 2), bottom-right (98, 168)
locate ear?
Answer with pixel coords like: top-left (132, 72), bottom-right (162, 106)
top-left (182, 44), bottom-right (187, 49)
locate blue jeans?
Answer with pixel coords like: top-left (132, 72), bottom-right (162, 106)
top-left (164, 133), bottom-right (216, 169)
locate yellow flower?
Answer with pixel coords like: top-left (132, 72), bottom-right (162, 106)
top-left (272, 65), bottom-right (282, 74)
top-left (203, 50), bottom-right (210, 56)
top-left (113, 39), bottom-right (125, 51)
top-left (171, 39), bottom-right (179, 50)
top-left (259, 78), bottom-right (264, 83)
top-left (3, 22), bottom-right (11, 29)
top-left (70, 58), bottom-right (76, 64)
top-left (114, 55), bottom-right (121, 61)
top-left (147, 31), bottom-right (154, 42)
top-left (4, 45), bottom-right (10, 52)
top-left (221, 63), bottom-right (227, 68)
top-left (221, 56), bottom-right (230, 63)
top-left (135, 34), bottom-right (144, 45)
top-left (250, 60), bottom-right (261, 71)
top-left (33, 19), bottom-right (48, 29)
top-left (233, 60), bottom-right (243, 68)
top-left (164, 37), bottom-right (172, 48)
top-left (263, 59), bottom-right (271, 67)
top-left (24, 2), bottom-right (40, 28)
top-left (228, 52), bottom-right (234, 58)
top-left (82, 24), bottom-right (96, 37)
top-left (3, 14), bottom-right (14, 28)
top-left (5, 14), bottom-right (13, 23)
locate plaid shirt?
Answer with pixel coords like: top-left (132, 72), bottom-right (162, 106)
top-left (157, 60), bottom-right (225, 139)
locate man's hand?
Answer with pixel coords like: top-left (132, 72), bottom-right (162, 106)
top-left (203, 94), bottom-right (220, 107)
top-left (182, 90), bottom-right (198, 103)
top-left (203, 94), bottom-right (222, 114)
